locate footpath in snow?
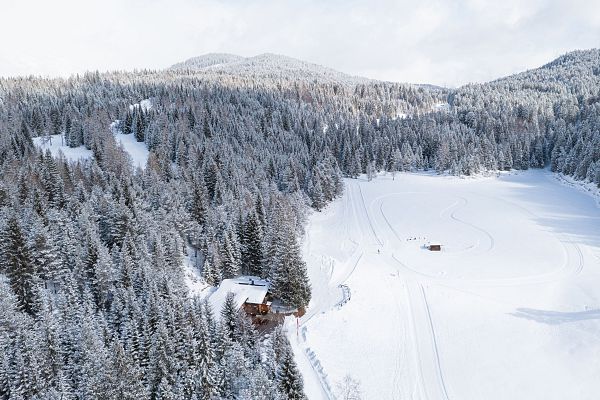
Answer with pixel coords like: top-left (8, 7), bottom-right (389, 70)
top-left (293, 170), bottom-right (600, 400)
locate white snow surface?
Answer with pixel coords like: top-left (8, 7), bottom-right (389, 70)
top-left (115, 132), bottom-right (150, 169)
top-left (182, 248), bottom-right (212, 299)
top-left (32, 134), bottom-right (92, 162)
top-left (433, 102), bottom-right (450, 112)
top-left (208, 276), bottom-right (269, 317)
top-left (129, 98), bottom-right (153, 112)
top-left (294, 170), bottom-right (600, 400)
top-left (110, 121), bottom-right (150, 169)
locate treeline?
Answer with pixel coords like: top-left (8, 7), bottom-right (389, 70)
top-left (329, 50), bottom-right (600, 181)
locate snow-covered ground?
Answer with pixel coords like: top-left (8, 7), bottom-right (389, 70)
top-left (32, 134), bottom-right (93, 162)
top-left (130, 99), bottom-right (153, 112)
top-left (114, 132), bottom-right (150, 169)
top-left (110, 121), bottom-right (150, 169)
top-left (293, 170), bottom-right (600, 400)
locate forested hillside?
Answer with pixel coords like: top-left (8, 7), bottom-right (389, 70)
top-left (0, 49), bottom-right (598, 399)
top-left (0, 62), bottom-right (440, 399)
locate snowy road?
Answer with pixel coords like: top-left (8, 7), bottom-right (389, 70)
top-left (292, 170), bottom-right (600, 400)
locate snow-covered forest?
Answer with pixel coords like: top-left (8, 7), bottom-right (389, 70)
top-left (0, 49), bottom-right (599, 399)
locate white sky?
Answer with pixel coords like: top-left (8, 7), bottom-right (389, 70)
top-left (1, 0), bottom-right (599, 87)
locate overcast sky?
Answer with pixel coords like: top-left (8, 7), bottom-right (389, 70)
top-left (1, 0), bottom-right (599, 86)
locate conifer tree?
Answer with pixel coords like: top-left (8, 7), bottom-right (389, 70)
top-left (276, 339), bottom-right (306, 400)
top-left (242, 211), bottom-right (264, 276)
top-left (270, 220), bottom-right (311, 309)
top-left (220, 293), bottom-right (239, 342)
top-left (0, 216), bottom-right (39, 316)
top-left (220, 227), bottom-right (241, 279)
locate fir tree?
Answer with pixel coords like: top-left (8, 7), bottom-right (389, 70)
top-left (242, 212), bottom-right (264, 276)
top-left (276, 340), bottom-right (306, 400)
top-left (0, 216), bottom-right (39, 316)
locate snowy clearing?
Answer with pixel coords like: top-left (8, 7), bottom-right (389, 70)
top-left (110, 121), bottom-right (150, 169)
top-left (114, 132), bottom-right (150, 169)
top-left (129, 98), bottom-right (153, 112)
top-left (32, 134), bottom-right (93, 162)
top-left (294, 170), bottom-right (600, 400)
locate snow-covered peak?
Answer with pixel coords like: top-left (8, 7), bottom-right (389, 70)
top-left (169, 52), bottom-right (369, 84)
top-left (170, 53), bottom-right (245, 70)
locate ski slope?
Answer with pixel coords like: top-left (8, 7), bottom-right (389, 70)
top-left (293, 170), bottom-right (600, 400)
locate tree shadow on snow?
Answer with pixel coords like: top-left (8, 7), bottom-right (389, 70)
top-left (502, 172), bottom-right (600, 248)
top-left (510, 307), bottom-right (600, 325)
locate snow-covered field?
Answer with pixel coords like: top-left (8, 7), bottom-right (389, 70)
top-left (293, 170), bottom-right (600, 400)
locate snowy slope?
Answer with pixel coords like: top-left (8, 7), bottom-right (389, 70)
top-left (295, 170), bottom-right (600, 400)
top-left (32, 134), bottom-right (93, 162)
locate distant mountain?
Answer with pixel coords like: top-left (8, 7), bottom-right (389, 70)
top-left (450, 48), bottom-right (600, 118)
top-left (169, 52), bottom-right (370, 84)
top-left (475, 49), bottom-right (600, 96)
top-left (170, 53), bottom-right (245, 70)
top-left (538, 49), bottom-right (600, 77)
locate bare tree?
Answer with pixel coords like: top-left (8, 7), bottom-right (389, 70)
top-left (336, 374), bottom-right (362, 400)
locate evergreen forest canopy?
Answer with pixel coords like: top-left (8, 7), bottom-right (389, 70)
top-left (0, 49), bottom-right (599, 399)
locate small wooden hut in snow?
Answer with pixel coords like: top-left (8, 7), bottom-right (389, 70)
top-left (208, 276), bottom-right (271, 317)
top-left (208, 276), bottom-right (302, 326)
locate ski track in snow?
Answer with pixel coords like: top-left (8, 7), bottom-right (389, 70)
top-left (296, 170), bottom-right (600, 400)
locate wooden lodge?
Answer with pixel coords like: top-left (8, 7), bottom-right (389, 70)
top-left (427, 244), bottom-right (442, 251)
top-left (242, 288), bottom-right (273, 316)
top-left (209, 276), bottom-right (301, 327)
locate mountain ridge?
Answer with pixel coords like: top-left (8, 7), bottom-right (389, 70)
top-left (169, 52), bottom-right (371, 84)
top-left (170, 48), bottom-right (600, 90)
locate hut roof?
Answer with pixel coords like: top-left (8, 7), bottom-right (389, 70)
top-left (208, 276), bottom-right (270, 315)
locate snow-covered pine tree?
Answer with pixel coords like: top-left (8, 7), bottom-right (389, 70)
top-left (276, 336), bottom-right (306, 400)
top-left (220, 226), bottom-right (241, 279)
top-left (0, 216), bottom-right (40, 316)
top-left (242, 211), bottom-right (264, 276)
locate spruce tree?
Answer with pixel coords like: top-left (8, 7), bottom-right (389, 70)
top-left (276, 340), bottom-right (306, 400)
top-left (270, 223), bottom-right (311, 309)
top-left (0, 216), bottom-right (39, 316)
top-left (242, 211), bottom-right (263, 277)
top-left (220, 227), bottom-right (241, 279)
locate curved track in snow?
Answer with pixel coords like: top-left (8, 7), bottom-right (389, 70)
top-left (296, 172), bottom-right (600, 400)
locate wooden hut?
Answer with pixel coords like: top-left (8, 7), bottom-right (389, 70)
top-left (208, 276), bottom-right (297, 319)
top-left (427, 244), bottom-right (442, 251)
